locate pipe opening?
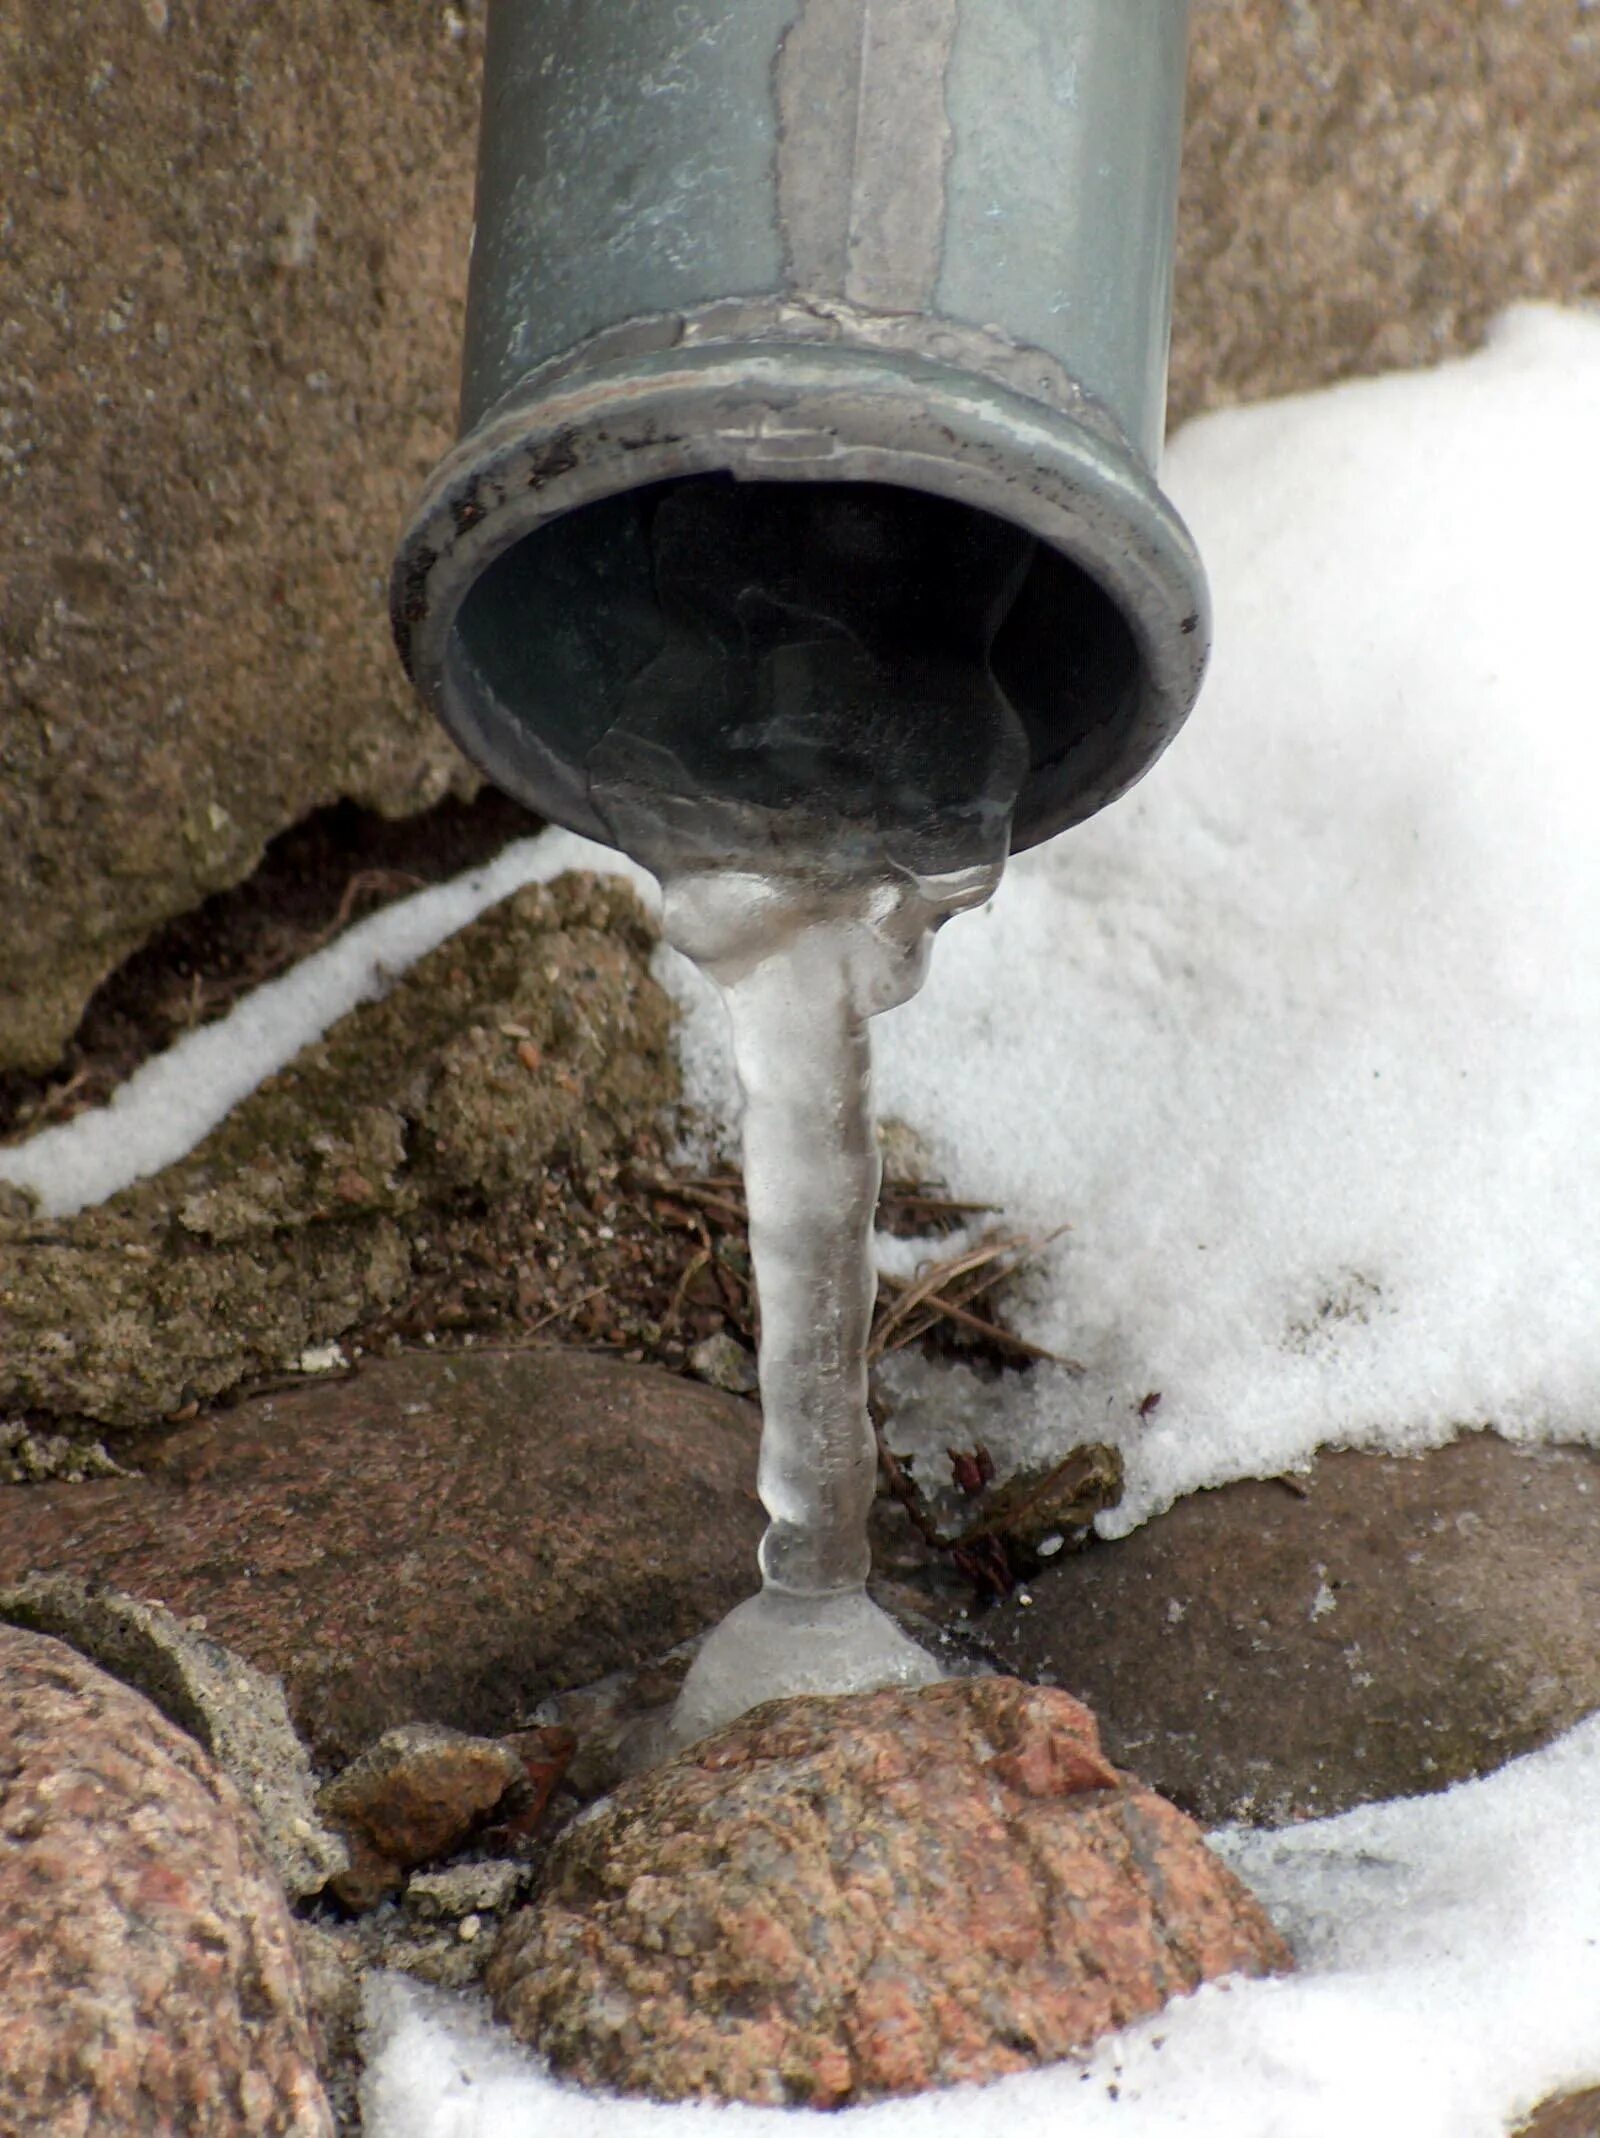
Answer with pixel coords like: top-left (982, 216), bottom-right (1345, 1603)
top-left (449, 476), bottom-right (1143, 854)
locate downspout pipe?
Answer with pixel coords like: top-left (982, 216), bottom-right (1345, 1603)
top-left (393, 0), bottom-right (1206, 856)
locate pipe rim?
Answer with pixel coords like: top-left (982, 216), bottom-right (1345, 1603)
top-left (393, 339), bottom-right (1209, 855)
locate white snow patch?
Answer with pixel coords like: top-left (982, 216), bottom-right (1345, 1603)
top-left (866, 304), bottom-right (1600, 1528)
top-left (294, 1342), bottom-right (347, 1376)
top-left (360, 1711), bottom-right (1600, 2138)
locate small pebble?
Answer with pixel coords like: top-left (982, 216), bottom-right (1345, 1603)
top-left (406, 1859), bottom-right (524, 1921)
top-left (458, 1914), bottom-right (481, 1944)
top-left (688, 1331), bottom-right (759, 1396)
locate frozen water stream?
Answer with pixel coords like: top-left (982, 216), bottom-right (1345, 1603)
top-left (587, 479), bottom-right (1030, 1741)
top-left (657, 860), bottom-right (998, 1741)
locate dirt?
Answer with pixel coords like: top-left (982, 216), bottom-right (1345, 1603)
top-left (0, 811), bottom-right (1036, 1442)
top-left (0, 871), bottom-right (686, 1431)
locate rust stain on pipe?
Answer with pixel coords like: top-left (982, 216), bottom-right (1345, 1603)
top-left (775, 0), bottom-right (957, 315)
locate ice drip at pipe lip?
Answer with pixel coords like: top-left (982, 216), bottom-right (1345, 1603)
top-left (586, 480), bottom-right (1033, 1757)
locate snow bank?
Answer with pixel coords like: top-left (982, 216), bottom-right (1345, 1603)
top-left (361, 1710), bottom-right (1600, 2138)
top-left (870, 304), bottom-right (1600, 1528)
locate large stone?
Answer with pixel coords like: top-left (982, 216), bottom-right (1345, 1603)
top-left (0, 1624), bottom-right (332, 2135)
top-left (0, 1), bottom-right (483, 1074)
top-left (0, 1346), bottom-right (764, 1766)
top-left (1515, 2092), bottom-right (1600, 2138)
top-left (1171, 0), bottom-right (1600, 423)
top-left (488, 1676), bottom-right (1291, 2108)
top-left (0, 1571), bottom-right (346, 1900)
top-left (958, 1435), bottom-right (1600, 1825)
top-left (0, 872), bottom-right (674, 1427)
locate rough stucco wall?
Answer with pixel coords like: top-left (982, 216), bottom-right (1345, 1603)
top-left (0, 0), bottom-right (486, 1073)
top-left (1171, 0), bottom-right (1600, 425)
top-left (1, 0), bottom-right (1595, 1075)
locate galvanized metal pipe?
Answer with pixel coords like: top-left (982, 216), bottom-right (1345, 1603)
top-left (394, 0), bottom-right (1208, 854)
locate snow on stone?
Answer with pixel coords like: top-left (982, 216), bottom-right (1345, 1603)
top-left (0, 832), bottom-right (657, 1218)
top-left (361, 1711), bottom-right (1600, 2138)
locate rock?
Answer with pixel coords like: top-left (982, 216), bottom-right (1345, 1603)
top-left (289, 1920), bottom-right (366, 2136)
top-left (0, 1624), bottom-right (333, 2135)
top-left (1515, 2091), bottom-right (1600, 2138)
top-left (0, 1346), bottom-right (764, 1766)
top-left (1170, 0), bottom-right (1600, 425)
top-left (318, 1722), bottom-right (524, 1909)
top-left (488, 1675), bottom-right (1290, 2107)
top-left (0, 2), bottom-right (481, 1076)
top-left (406, 1860), bottom-right (527, 1922)
top-left (955, 1435), bottom-right (1600, 1826)
top-left (0, 1571), bottom-right (345, 1900)
top-left (0, 873), bottom-right (674, 1428)
top-left (688, 1329), bottom-right (760, 1396)
top-left (0, 1417), bottom-right (125, 1484)
top-left (487, 1722), bottom-right (579, 1843)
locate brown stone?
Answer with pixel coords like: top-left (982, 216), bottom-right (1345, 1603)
top-left (490, 1723), bottom-right (580, 1843)
top-left (957, 1435), bottom-right (1600, 1826)
top-left (0, 873), bottom-right (674, 1430)
top-left (0, 1571), bottom-right (347, 1900)
top-left (488, 1675), bottom-right (1291, 2107)
top-left (318, 1722), bottom-right (524, 1910)
top-left (0, 1346), bottom-right (765, 1766)
top-left (1515, 2090), bottom-right (1600, 2138)
top-left (0, 1624), bottom-right (332, 2136)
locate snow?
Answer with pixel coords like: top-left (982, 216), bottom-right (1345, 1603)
top-left (863, 302), bottom-right (1600, 1530)
top-left (362, 1712), bottom-right (1600, 2137)
top-left (6, 303), bottom-right (1600, 2128)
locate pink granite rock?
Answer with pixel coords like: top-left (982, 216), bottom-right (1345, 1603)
top-left (0, 1625), bottom-right (332, 2135)
top-left (488, 1674), bottom-right (1292, 2106)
